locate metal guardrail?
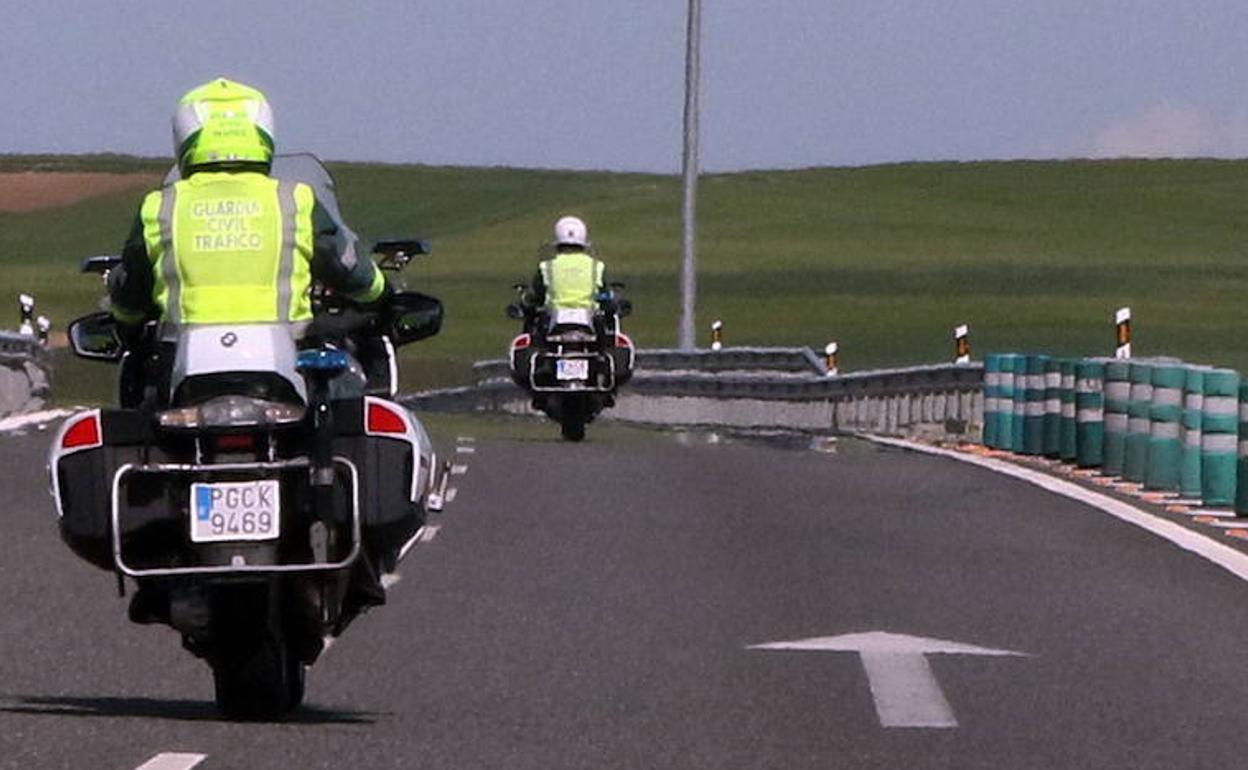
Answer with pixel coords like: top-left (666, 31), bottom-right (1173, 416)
top-left (430, 348), bottom-right (983, 438)
top-left (0, 331), bottom-right (44, 360)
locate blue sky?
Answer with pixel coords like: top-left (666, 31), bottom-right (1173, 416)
top-left (3, 0), bottom-right (1247, 171)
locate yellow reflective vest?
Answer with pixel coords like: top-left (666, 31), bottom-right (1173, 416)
top-left (539, 251), bottom-right (605, 310)
top-left (138, 171), bottom-right (315, 325)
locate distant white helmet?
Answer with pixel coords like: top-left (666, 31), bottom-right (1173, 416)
top-left (554, 216), bottom-right (588, 247)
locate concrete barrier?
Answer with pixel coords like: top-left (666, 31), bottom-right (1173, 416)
top-left (1202, 369), bottom-right (1240, 507)
top-left (0, 331), bottom-right (51, 418)
top-left (1103, 360), bottom-right (1131, 476)
top-left (1181, 366), bottom-right (1206, 500)
top-left (1145, 361), bottom-right (1184, 492)
top-left (1075, 359), bottom-right (1105, 468)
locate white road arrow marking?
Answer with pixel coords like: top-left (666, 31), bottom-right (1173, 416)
top-left (749, 631), bottom-right (1029, 728)
top-left (134, 753), bottom-right (206, 770)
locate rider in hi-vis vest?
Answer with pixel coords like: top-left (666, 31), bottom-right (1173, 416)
top-left (529, 215), bottom-right (606, 315)
top-left (109, 78), bottom-right (384, 333)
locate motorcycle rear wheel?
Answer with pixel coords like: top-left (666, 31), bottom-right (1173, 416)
top-left (212, 631), bottom-right (302, 720)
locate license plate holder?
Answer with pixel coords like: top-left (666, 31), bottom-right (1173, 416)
top-left (190, 480), bottom-right (281, 543)
top-left (556, 358), bottom-right (589, 381)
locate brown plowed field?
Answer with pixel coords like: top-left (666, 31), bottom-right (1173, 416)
top-left (0, 172), bottom-right (159, 213)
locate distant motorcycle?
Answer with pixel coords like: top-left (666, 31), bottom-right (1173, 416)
top-left (506, 282), bottom-right (634, 441)
top-left (47, 155), bottom-right (446, 720)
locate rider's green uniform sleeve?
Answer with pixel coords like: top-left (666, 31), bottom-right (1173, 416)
top-left (311, 198), bottom-right (385, 303)
top-left (107, 208), bottom-right (155, 324)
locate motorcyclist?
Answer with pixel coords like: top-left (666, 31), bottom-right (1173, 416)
top-left (107, 77), bottom-right (391, 622)
top-left (108, 77), bottom-right (387, 405)
top-left (524, 215), bottom-right (608, 335)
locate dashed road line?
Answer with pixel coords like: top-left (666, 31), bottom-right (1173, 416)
top-left (868, 436), bottom-right (1248, 585)
top-left (445, 487), bottom-right (458, 504)
top-left (134, 753), bottom-right (206, 770)
top-left (451, 464), bottom-right (469, 476)
top-left (456, 436), bottom-right (476, 444)
top-left (380, 573), bottom-right (402, 589)
top-left (456, 446), bottom-right (476, 454)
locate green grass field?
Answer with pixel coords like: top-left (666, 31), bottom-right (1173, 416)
top-left (4, 154), bottom-right (1248, 404)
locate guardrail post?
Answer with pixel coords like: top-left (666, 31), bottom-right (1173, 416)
top-left (1043, 357), bottom-right (1062, 457)
top-left (1076, 358), bottom-right (1106, 468)
top-left (1201, 368), bottom-right (1240, 507)
top-left (1059, 359), bottom-right (1077, 460)
top-left (1145, 361), bottom-right (1184, 491)
top-left (18, 294), bottom-right (34, 337)
top-left (1115, 306), bottom-right (1131, 359)
top-left (954, 324), bottom-right (970, 364)
top-left (983, 353), bottom-right (1001, 447)
top-left (1181, 366), bottom-right (1206, 500)
top-left (1103, 360), bottom-right (1131, 475)
top-left (1124, 360), bottom-right (1154, 483)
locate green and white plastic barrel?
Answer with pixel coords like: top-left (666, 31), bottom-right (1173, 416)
top-left (1013, 355), bottom-right (1026, 452)
top-left (1201, 368), bottom-right (1240, 507)
top-left (1043, 357), bottom-right (1062, 457)
top-left (998, 354), bottom-right (1017, 451)
top-left (1102, 360), bottom-right (1131, 476)
top-left (1123, 360), bottom-right (1154, 483)
top-left (1024, 354), bottom-right (1048, 455)
top-left (983, 354), bottom-right (1001, 448)
top-left (1237, 383), bottom-right (1248, 514)
top-left (1060, 358), bottom-right (1077, 461)
top-left (1145, 361), bottom-right (1184, 491)
top-left (1076, 359), bottom-right (1105, 468)
top-left (1180, 366), bottom-right (1206, 500)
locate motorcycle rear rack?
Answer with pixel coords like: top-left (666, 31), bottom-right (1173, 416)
top-left (109, 456), bottom-right (361, 579)
top-left (528, 351), bottom-right (617, 393)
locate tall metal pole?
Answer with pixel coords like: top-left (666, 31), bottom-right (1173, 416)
top-left (679, 0), bottom-right (701, 350)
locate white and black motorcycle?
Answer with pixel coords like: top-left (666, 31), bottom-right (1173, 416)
top-left (48, 155), bottom-right (444, 720)
top-left (506, 282), bottom-right (635, 441)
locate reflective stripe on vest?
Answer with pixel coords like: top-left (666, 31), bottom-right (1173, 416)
top-left (143, 172), bottom-right (314, 325)
top-left (540, 252), bottom-right (604, 309)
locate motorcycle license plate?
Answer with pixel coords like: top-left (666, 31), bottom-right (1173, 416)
top-left (190, 480), bottom-right (281, 543)
top-left (556, 358), bottom-right (589, 381)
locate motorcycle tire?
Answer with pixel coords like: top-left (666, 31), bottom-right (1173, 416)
top-left (212, 631), bottom-right (300, 720)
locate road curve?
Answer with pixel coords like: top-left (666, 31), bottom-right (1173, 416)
top-left (5, 424), bottom-right (1248, 768)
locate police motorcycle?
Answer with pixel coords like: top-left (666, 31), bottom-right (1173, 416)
top-left (47, 155), bottom-right (444, 720)
top-left (506, 276), bottom-right (634, 441)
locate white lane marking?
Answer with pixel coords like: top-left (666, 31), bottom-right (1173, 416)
top-left (134, 754), bottom-right (206, 770)
top-left (381, 573), bottom-right (402, 589)
top-left (750, 632), bottom-right (1027, 729)
top-left (445, 487), bottom-right (458, 504)
top-left (456, 436), bottom-right (476, 443)
top-left (420, 524), bottom-right (441, 542)
top-left (0, 408), bottom-right (74, 433)
top-left (398, 525), bottom-right (428, 561)
top-left (451, 464), bottom-right (469, 475)
top-left (1206, 519), bottom-right (1248, 529)
top-left (868, 436), bottom-right (1248, 584)
top-left (456, 446), bottom-right (476, 454)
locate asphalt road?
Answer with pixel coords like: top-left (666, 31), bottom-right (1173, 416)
top-left (6, 422), bottom-right (1248, 769)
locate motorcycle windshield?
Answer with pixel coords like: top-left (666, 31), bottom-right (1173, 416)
top-left (161, 153), bottom-right (355, 239)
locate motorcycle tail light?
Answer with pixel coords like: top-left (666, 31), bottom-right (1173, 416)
top-left (615, 333), bottom-right (633, 349)
top-left (61, 412), bottom-right (102, 450)
top-left (366, 401), bottom-right (407, 434)
top-left (158, 397), bottom-right (306, 430)
top-left (213, 434), bottom-right (257, 451)
top-left (512, 334), bottom-right (531, 350)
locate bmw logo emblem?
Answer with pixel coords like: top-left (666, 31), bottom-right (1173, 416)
top-left (220, 332), bottom-right (238, 348)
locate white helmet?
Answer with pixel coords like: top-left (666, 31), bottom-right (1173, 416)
top-left (554, 216), bottom-right (588, 248)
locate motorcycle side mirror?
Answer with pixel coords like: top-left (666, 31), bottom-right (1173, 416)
top-left (372, 239), bottom-right (431, 271)
top-left (506, 303), bottom-right (525, 320)
top-left (81, 255), bottom-right (122, 275)
top-left (67, 311), bottom-right (124, 362)
top-left (616, 299), bottom-right (633, 318)
top-left (388, 291), bottom-right (443, 345)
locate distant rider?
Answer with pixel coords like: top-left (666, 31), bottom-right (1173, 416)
top-left (525, 215), bottom-right (608, 332)
top-left (108, 77), bottom-right (386, 405)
